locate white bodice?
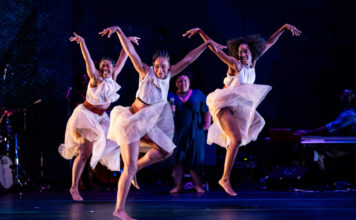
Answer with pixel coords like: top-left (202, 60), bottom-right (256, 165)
top-left (135, 67), bottom-right (170, 104)
top-left (223, 66), bottom-right (256, 87)
top-left (86, 77), bottom-right (121, 105)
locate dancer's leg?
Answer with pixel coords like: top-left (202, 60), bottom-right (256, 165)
top-left (137, 147), bottom-right (170, 171)
top-left (113, 141), bottom-right (139, 220)
top-left (170, 163), bottom-right (184, 193)
top-left (217, 108), bottom-right (241, 196)
top-left (190, 170), bottom-right (205, 193)
top-left (131, 137), bottom-right (171, 189)
top-left (70, 136), bottom-right (93, 201)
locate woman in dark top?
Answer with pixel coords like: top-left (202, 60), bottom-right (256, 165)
top-left (169, 74), bottom-right (211, 193)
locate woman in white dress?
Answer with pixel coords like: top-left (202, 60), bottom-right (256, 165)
top-left (183, 24), bottom-right (301, 196)
top-left (99, 26), bottom-right (222, 220)
top-left (59, 33), bottom-right (139, 201)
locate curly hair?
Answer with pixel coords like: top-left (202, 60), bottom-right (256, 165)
top-left (152, 49), bottom-right (170, 64)
top-left (227, 34), bottom-right (266, 62)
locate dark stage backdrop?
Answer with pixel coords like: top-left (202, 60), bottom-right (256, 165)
top-left (0, 0), bottom-right (355, 182)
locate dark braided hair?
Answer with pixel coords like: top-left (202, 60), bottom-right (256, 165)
top-left (152, 49), bottom-right (170, 64)
top-left (227, 34), bottom-right (266, 62)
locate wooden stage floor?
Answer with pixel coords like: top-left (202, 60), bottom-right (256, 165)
top-left (1, 187), bottom-right (356, 220)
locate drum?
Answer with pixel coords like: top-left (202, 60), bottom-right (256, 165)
top-left (0, 155), bottom-right (13, 189)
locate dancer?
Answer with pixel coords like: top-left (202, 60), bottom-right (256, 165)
top-left (168, 73), bottom-right (211, 194)
top-left (183, 24), bottom-right (301, 196)
top-left (99, 25), bottom-right (222, 220)
top-left (59, 33), bottom-right (139, 201)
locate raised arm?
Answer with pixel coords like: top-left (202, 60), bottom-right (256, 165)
top-left (170, 40), bottom-right (225, 77)
top-left (112, 36), bottom-right (141, 81)
top-left (183, 28), bottom-right (226, 57)
top-left (69, 33), bottom-right (98, 80)
top-left (259, 24), bottom-right (301, 58)
top-left (99, 26), bottom-right (149, 78)
top-left (183, 28), bottom-right (240, 73)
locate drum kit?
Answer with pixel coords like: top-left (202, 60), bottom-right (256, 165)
top-left (0, 109), bottom-right (32, 191)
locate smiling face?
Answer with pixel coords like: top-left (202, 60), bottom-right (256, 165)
top-left (238, 44), bottom-right (252, 66)
top-left (99, 59), bottom-right (114, 78)
top-left (153, 56), bottom-right (170, 79)
top-left (176, 75), bottom-right (190, 93)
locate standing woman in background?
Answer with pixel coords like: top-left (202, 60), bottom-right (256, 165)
top-left (183, 24), bottom-right (301, 196)
top-left (100, 25), bottom-right (222, 220)
top-left (168, 73), bottom-right (211, 194)
top-left (59, 33), bottom-right (139, 201)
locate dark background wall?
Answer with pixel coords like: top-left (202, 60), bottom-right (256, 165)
top-left (0, 0), bottom-right (355, 182)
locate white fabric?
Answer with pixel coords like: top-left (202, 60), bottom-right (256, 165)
top-left (58, 79), bottom-right (121, 171)
top-left (135, 67), bottom-right (170, 105)
top-left (58, 104), bottom-right (121, 171)
top-left (223, 66), bottom-right (256, 87)
top-left (86, 77), bottom-right (121, 105)
top-left (207, 66), bottom-right (271, 148)
top-left (108, 102), bottom-right (176, 153)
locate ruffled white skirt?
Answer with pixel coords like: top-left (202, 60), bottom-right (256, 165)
top-left (207, 83), bottom-right (271, 148)
top-left (58, 104), bottom-right (120, 171)
top-left (108, 102), bottom-right (176, 153)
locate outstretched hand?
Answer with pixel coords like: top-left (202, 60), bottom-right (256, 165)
top-left (284, 24), bottom-right (302, 36)
top-left (69, 32), bottom-right (84, 44)
top-left (182, 28), bottom-right (201, 38)
top-left (206, 40), bottom-right (227, 52)
top-left (128, 36), bottom-right (141, 46)
top-left (99, 26), bottom-right (121, 38)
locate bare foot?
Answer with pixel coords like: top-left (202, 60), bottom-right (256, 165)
top-left (218, 179), bottom-right (237, 196)
top-left (131, 176), bottom-right (140, 190)
top-left (113, 210), bottom-right (136, 220)
top-left (70, 188), bottom-right (83, 201)
top-left (170, 186), bottom-right (183, 194)
top-left (194, 185), bottom-right (205, 194)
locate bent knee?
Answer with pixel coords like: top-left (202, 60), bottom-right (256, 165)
top-left (125, 162), bottom-right (138, 174)
top-left (78, 152), bottom-right (91, 161)
top-left (217, 108), bottom-right (232, 119)
top-left (228, 137), bottom-right (241, 149)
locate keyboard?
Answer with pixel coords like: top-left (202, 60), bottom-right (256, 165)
top-left (301, 136), bottom-right (356, 144)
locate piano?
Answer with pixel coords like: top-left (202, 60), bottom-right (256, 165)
top-left (301, 136), bottom-right (356, 145)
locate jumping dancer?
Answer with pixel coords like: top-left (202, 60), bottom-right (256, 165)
top-left (99, 25), bottom-right (222, 220)
top-left (59, 33), bottom-right (139, 201)
top-left (183, 24), bottom-right (301, 196)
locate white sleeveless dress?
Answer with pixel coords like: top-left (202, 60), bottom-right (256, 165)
top-left (58, 77), bottom-right (121, 171)
top-left (108, 67), bottom-right (176, 153)
top-left (207, 66), bottom-right (272, 147)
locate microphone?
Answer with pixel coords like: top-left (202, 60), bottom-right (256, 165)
top-left (66, 86), bottom-right (72, 99)
top-left (169, 97), bottom-right (175, 117)
top-left (169, 97), bottom-right (175, 106)
top-left (3, 64), bottom-right (9, 80)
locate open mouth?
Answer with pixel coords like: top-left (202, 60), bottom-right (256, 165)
top-left (102, 70), bottom-right (110, 76)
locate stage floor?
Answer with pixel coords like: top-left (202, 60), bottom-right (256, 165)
top-left (1, 187), bottom-right (356, 220)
